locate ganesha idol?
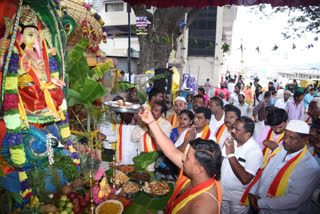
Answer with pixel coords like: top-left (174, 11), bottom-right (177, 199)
top-left (0, 4), bottom-right (81, 201)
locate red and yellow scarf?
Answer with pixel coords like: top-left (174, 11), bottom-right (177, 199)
top-left (166, 175), bottom-right (221, 214)
top-left (168, 113), bottom-right (179, 128)
top-left (116, 120), bottom-right (124, 161)
top-left (240, 145), bottom-right (308, 205)
top-left (143, 118), bottom-right (162, 152)
top-left (262, 128), bottom-right (284, 164)
top-left (215, 124), bottom-right (226, 144)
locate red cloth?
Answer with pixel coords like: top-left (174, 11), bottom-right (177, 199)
top-left (123, 0), bottom-right (320, 8)
top-left (19, 84), bottom-right (64, 113)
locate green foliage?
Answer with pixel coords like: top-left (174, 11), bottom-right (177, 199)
top-left (27, 167), bottom-right (50, 203)
top-left (221, 43), bottom-right (230, 53)
top-left (272, 45), bottom-right (279, 51)
top-left (137, 90), bottom-right (147, 103)
top-left (53, 155), bottom-right (80, 183)
top-left (66, 37), bottom-right (109, 107)
top-left (255, 5), bottom-right (320, 48)
top-left (0, 187), bottom-right (22, 213)
top-left (111, 81), bottom-right (135, 93)
top-left (20, 205), bottom-right (43, 214)
top-left (140, 72), bottom-right (170, 87)
top-left (50, 168), bottom-right (62, 193)
top-left (205, 42), bottom-right (215, 49)
top-left (133, 151), bottom-right (160, 170)
top-left (162, 35), bottom-right (170, 45)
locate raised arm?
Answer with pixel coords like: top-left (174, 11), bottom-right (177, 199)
top-left (138, 108), bottom-right (184, 168)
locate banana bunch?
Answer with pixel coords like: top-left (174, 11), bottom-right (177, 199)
top-left (30, 195), bottom-right (40, 207)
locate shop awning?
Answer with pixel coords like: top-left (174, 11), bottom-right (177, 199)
top-left (123, 0), bottom-right (320, 8)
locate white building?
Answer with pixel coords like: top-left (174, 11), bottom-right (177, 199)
top-left (92, 0), bottom-right (237, 87)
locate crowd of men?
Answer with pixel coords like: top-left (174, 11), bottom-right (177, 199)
top-left (98, 78), bottom-right (320, 214)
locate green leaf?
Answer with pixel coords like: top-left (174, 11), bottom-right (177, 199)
top-left (133, 151), bottom-right (160, 170)
top-left (80, 79), bottom-right (108, 104)
top-left (272, 45), bottom-right (279, 51)
top-left (111, 81), bottom-right (135, 93)
top-left (141, 72), bottom-right (170, 87)
top-left (67, 88), bottom-right (82, 107)
top-left (137, 90), bottom-right (147, 103)
top-left (221, 43), bottom-right (230, 52)
top-left (68, 55), bottom-right (89, 90)
top-left (90, 62), bottom-right (111, 80)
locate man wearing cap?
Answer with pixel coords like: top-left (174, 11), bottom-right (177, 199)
top-left (275, 90), bottom-right (291, 110)
top-left (243, 120), bottom-right (320, 214)
top-left (167, 96), bottom-right (187, 128)
top-left (234, 93), bottom-right (249, 117)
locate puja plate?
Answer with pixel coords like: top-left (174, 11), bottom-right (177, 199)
top-left (104, 101), bottom-right (141, 113)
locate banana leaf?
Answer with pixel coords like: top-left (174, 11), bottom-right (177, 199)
top-left (89, 62), bottom-right (112, 81)
top-left (140, 72), bottom-right (170, 87)
top-left (133, 151), bottom-right (160, 170)
top-left (67, 88), bottom-right (82, 107)
top-left (80, 79), bottom-right (108, 104)
top-left (123, 183), bottom-right (174, 214)
top-left (111, 81), bottom-right (135, 93)
top-left (137, 90), bottom-right (147, 103)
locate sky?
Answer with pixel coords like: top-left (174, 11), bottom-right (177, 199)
top-left (226, 5), bottom-right (320, 78)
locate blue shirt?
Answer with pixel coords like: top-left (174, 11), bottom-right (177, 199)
top-left (304, 93), bottom-right (316, 109)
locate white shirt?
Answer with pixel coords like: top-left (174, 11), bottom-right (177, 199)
top-left (220, 137), bottom-right (263, 201)
top-left (129, 74), bottom-right (135, 84)
top-left (184, 127), bottom-right (217, 154)
top-left (209, 113), bottom-right (225, 135)
top-left (99, 112), bottom-right (120, 149)
top-left (228, 83), bottom-right (235, 94)
top-left (216, 126), bottom-right (232, 148)
top-left (230, 93), bottom-right (240, 105)
top-left (104, 119), bottom-right (138, 164)
top-left (274, 98), bottom-right (289, 109)
top-left (234, 103), bottom-right (249, 117)
top-left (249, 146), bottom-right (320, 214)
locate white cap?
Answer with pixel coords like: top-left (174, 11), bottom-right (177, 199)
top-left (174, 96), bottom-right (186, 103)
top-left (286, 120), bottom-right (310, 134)
top-left (239, 92), bottom-right (245, 97)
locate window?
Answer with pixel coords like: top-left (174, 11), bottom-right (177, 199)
top-left (188, 7), bottom-right (217, 56)
top-left (105, 3), bottom-right (124, 12)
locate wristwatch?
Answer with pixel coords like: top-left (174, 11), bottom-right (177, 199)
top-left (227, 153), bottom-right (235, 159)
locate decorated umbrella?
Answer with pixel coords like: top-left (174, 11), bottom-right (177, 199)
top-left (123, 0), bottom-right (320, 8)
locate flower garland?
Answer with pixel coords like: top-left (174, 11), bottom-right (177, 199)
top-left (46, 134), bottom-right (55, 165)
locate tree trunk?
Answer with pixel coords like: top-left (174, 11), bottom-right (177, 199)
top-left (132, 6), bottom-right (203, 74)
